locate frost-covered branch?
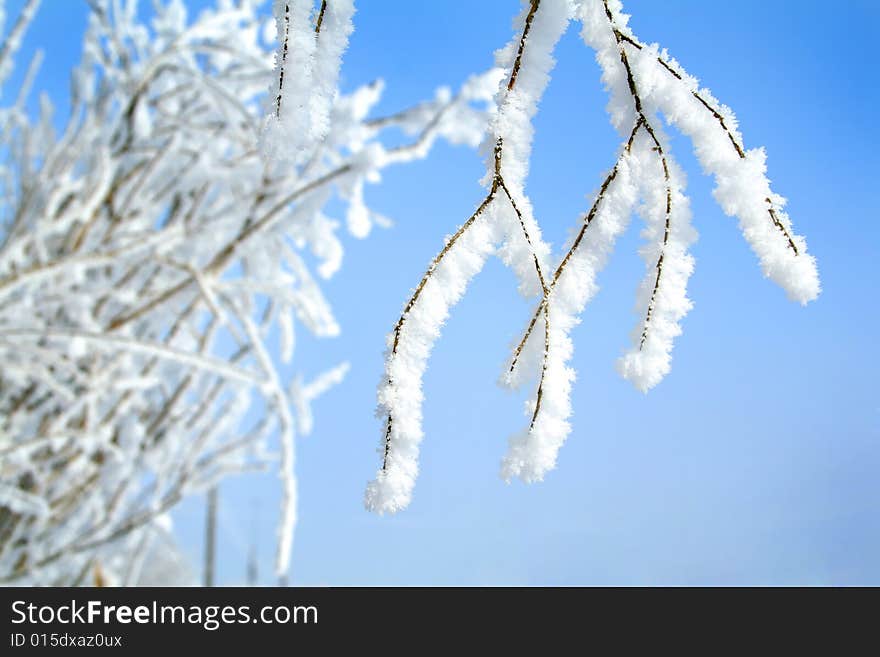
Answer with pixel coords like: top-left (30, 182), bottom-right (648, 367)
top-left (367, 0), bottom-right (819, 514)
top-left (367, 0), bottom-right (567, 512)
top-left (0, 0), bottom-right (495, 584)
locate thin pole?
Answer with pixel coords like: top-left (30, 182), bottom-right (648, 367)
top-left (203, 486), bottom-right (217, 587)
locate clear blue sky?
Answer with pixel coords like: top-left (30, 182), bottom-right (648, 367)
top-left (8, 0), bottom-right (879, 585)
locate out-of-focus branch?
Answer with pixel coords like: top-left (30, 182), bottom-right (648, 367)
top-left (0, 0), bottom-right (494, 584)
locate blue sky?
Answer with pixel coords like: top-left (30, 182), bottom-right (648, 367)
top-left (7, 0), bottom-right (879, 585)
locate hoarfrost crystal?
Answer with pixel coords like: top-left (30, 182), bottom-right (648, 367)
top-left (367, 0), bottom-right (819, 514)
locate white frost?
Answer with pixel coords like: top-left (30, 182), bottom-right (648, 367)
top-left (369, 0), bottom-right (820, 513)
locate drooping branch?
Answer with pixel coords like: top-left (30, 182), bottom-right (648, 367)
top-left (378, 0), bottom-right (551, 474)
top-left (380, 190), bottom-right (496, 469)
top-left (609, 21), bottom-right (799, 256)
top-left (509, 117), bottom-right (643, 375)
top-left (509, 1), bottom-right (677, 403)
top-left (635, 121), bottom-right (672, 350)
top-left (369, 0), bottom-right (584, 511)
top-left (371, 0), bottom-right (818, 512)
top-left (380, 135), bottom-right (548, 470)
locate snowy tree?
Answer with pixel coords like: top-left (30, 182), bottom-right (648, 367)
top-left (367, 0), bottom-right (819, 513)
top-left (0, 0), bottom-right (496, 584)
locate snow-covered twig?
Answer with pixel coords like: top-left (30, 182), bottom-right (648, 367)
top-left (368, 0), bottom-right (819, 513)
top-left (0, 0), bottom-right (495, 584)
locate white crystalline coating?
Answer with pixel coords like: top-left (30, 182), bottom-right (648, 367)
top-left (710, 148), bottom-right (819, 304)
top-left (370, 0), bottom-right (820, 512)
top-left (0, 0), bottom-right (495, 583)
top-left (261, 1), bottom-right (354, 166)
top-left (575, 0), bottom-right (637, 130)
top-left (502, 143), bottom-right (641, 481)
top-left (580, 0), bottom-right (819, 306)
top-left (617, 131), bottom-right (696, 392)
top-left (490, 0), bottom-right (571, 297)
top-left (490, 0), bottom-right (572, 190)
top-left (261, 1), bottom-right (318, 165)
top-left (367, 202), bottom-right (505, 513)
top-left (310, 0), bottom-right (355, 146)
top-left (366, 0), bottom-right (573, 513)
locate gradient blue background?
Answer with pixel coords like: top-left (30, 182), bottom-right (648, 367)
top-left (7, 0), bottom-right (878, 585)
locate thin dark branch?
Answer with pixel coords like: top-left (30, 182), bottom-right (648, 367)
top-left (275, 4), bottom-right (291, 117)
top-left (507, 0), bottom-right (541, 92)
top-left (315, 0), bottom-right (328, 33)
